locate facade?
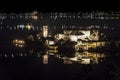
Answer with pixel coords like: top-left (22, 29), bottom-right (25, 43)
top-left (55, 30), bottom-right (99, 41)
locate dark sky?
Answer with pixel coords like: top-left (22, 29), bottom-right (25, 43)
top-left (0, 0), bottom-right (120, 13)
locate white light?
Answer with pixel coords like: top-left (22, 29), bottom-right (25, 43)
top-left (11, 54), bottom-right (14, 58)
top-left (19, 25), bottom-right (25, 28)
top-left (5, 54), bottom-right (7, 58)
top-left (20, 53), bottom-right (23, 56)
top-left (49, 41), bottom-right (54, 45)
top-left (70, 35), bottom-right (77, 41)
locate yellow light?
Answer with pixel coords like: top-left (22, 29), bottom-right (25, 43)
top-left (26, 24), bottom-right (31, 30)
top-left (32, 16), bottom-right (38, 20)
top-left (15, 39), bottom-right (18, 42)
top-left (43, 26), bottom-right (48, 37)
top-left (70, 57), bottom-right (78, 61)
top-left (43, 55), bottom-right (48, 64)
top-left (81, 58), bottom-right (90, 64)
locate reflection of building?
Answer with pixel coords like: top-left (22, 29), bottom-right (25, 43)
top-left (43, 54), bottom-right (49, 64)
top-left (43, 26), bottom-right (48, 37)
top-left (80, 41), bottom-right (106, 49)
top-left (68, 51), bottom-right (106, 64)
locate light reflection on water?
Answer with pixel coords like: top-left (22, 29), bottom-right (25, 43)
top-left (61, 51), bottom-right (106, 64)
top-left (0, 49), bottom-right (108, 64)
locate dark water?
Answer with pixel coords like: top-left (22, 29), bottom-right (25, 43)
top-left (0, 46), bottom-right (120, 80)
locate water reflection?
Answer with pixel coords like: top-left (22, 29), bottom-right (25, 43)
top-left (41, 50), bottom-right (106, 64)
top-left (0, 49), bottom-right (107, 64)
top-left (60, 51), bottom-right (106, 64)
top-left (43, 54), bottom-right (48, 64)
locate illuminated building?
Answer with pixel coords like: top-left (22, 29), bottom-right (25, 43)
top-left (55, 34), bottom-right (64, 40)
top-left (13, 39), bottom-right (25, 47)
top-left (62, 30), bottom-right (99, 41)
top-left (43, 26), bottom-right (48, 37)
top-left (0, 11), bottom-right (120, 46)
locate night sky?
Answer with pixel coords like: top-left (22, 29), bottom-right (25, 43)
top-left (0, 0), bottom-right (119, 13)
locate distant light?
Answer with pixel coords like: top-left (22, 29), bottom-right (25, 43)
top-left (37, 54), bottom-right (41, 58)
top-left (26, 24), bottom-right (31, 30)
top-left (32, 16), bottom-right (38, 20)
top-left (11, 54), bottom-right (14, 58)
top-left (24, 54), bottom-right (27, 56)
top-left (19, 25), bottom-right (25, 28)
top-left (31, 11), bottom-right (38, 15)
top-left (5, 54), bottom-right (7, 58)
top-left (20, 53), bottom-right (23, 56)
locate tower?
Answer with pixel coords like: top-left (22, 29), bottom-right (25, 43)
top-left (43, 26), bottom-right (48, 37)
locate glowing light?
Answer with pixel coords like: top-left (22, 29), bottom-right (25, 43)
top-left (20, 53), bottom-right (23, 56)
top-left (11, 54), bottom-right (14, 58)
top-left (70, 57), bottom-right (78, 61)
top-left (13, 39), bottom-right (25, 48)
top-left (70, 35), bottom-right (77, 41)
top-left (43, 54), bottom-right (48, 64)
top-left (26, 24), bottom-right (31, 30)
top-left (43, 26), bottom-right (48, 37)
top-left (55, 34), bottom-right (64, 40)
top-left (81, 58), bottom-right (90, 64)
top-left (49, 46), bottom-right (58, 50)
top-left (32, 16), bottom-right (38, 20)
top-left (49, 50), bottom-right (58, 53)
top-left (5, 54), bottom-right (7, 58)
top-left (19, 25), bottom-right (25, 28)
top-left (24, 54), bottom-right (27, 56)
top-left (49, 41), bottom-right (55, 45)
